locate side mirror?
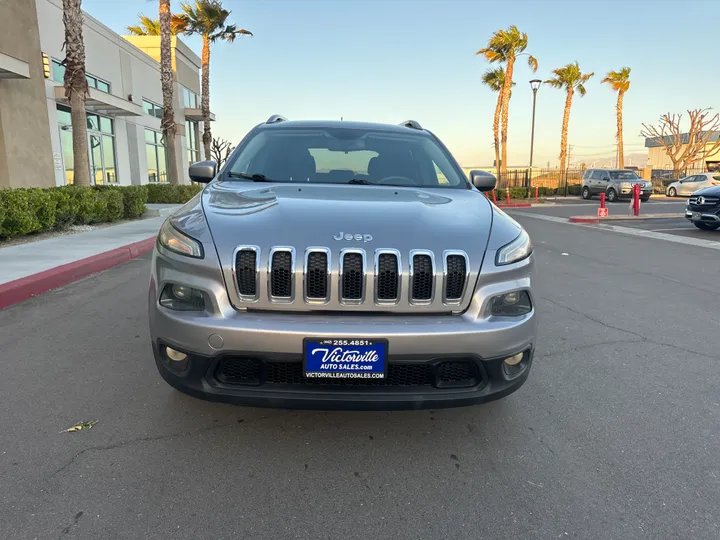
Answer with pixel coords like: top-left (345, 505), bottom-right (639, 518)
top-left (602, 176), bottom-right (610, 182)
top-left (188, 160), bottom-right (217, 183)
top-left (469, 170), bottom-right (496, 192)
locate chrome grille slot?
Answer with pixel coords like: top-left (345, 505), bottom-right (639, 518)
top-left (444, 252), bottom-right (468, 303)
top-left (375, 250), bottom-right (400, 302)
top-left (305, 249), bottom-right (329, 301)
top-left (233, 246), bottom-right (260, 300)
top-left (340, 250), bottom-right (365, 303)
top-left (269, 248), bottom-right (294, 301)
top-left (410, 251), bottom-right (434, 303)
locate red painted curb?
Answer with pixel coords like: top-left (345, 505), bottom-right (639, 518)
top-left (569, 216), bottom-right (600, 224)
top-left (496, 203), bottom-right (533, 208)
top-left (0, 236), bottom-right (157, 310)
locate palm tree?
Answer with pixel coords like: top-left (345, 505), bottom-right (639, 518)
top-left (602, 67), bottom-right (631, 169)
top-left (477, 26), bottom-right (537, 174)
top-left (545, 62), bottom-right (594, 172)
top-left (158, 1), bottom-right (180, 184)
top-left (481, 67), bottom-right (514, 179)
top-left (126, 14), bottom-right (162, 36)
top-left (62, 0), bottom-right (91, 186)
top-left (173, 0), bottom-right (252, 160)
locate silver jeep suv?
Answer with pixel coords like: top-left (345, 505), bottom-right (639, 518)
top-left (148, 117), bottom-right (538, 410)
top-left (581, 168), bottom-right (652, 202)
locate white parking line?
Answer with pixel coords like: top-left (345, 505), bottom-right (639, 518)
top-left (509, 211), bottom-right (720, 251)
top-left (649, 227), bottom-right (693, 232)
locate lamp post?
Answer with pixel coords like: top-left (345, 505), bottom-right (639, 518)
top-left (529, 79), bottom-right (542, 168)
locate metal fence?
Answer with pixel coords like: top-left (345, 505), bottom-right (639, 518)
top-left (486, 167), bottom-right (713, 196)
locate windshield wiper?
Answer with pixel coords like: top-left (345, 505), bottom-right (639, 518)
top-left (347, 178), bottom-right (376, 185)
top-left (227, 172), bottom-right (274, 182)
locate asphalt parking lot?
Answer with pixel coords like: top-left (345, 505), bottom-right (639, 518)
top-left (1, 214), bottom-right (719, 540)
top-left (524, 197), bottom-right (720, 243)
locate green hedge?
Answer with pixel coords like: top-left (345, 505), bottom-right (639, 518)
top-left (146, 184), bottom-right (202, 204)
top-left (0, 185), bottom-right (150, 239)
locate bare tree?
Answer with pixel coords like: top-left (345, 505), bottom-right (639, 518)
top-left (210, 137), bottom-right (234, 168)
top-left (641, 109), bottom-right (720, 176)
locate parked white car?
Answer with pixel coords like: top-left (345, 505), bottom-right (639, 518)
top-left (666, 173), bottom-right (720, 197)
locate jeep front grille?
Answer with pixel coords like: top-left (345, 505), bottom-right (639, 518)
top-left (232, 246), bottom-right (471, 310)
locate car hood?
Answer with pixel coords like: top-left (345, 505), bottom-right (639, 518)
top-left (201, 181), bottom-right (494, 264)
top-left (691, 185), bottom-right (720, 197)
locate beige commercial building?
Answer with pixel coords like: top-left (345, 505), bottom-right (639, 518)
top-left (0, 0), bottom-right (211, 189)
top-left (645, 133), bottom-right (720, 172)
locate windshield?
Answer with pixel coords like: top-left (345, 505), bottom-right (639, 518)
top-left (609, 171), bottom-right (641, 180)
top-left (225, 127), bottom-right (468, 188)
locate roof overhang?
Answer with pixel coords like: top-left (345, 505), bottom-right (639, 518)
top-left (53, 85), bottom-right (144, 116)
top-left (0, 52), bottom-right (30, 79)
top-left (184, 108), bottom-right (215, 122)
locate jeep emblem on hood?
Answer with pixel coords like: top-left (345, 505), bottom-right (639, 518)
top-left (334, 232), bottom-right (373, 243)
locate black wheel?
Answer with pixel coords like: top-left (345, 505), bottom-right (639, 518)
top-left (668, 187), bottom-right (677, 197)
top-left (581, 186), bottom-right (592, 200)
top-left (641, 197), bottom-right (650, 202)
top-left (693, 222), bottom-right (720, 231)
top-left (607, 188), bottom-right (618, 202)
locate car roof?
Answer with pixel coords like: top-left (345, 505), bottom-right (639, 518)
top-left (256, 119), bottom-right (428, 134)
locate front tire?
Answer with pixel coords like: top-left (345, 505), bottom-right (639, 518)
top-left (607, 188), bottom-right (618, 203)
top-left (693, 222), bottom-right (720, 231)
top-left (668, 187), bottom-right (677, 197)
top-left (581, 186), bottom-right (592, 200)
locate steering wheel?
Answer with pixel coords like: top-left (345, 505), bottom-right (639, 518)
top-left (377, 175), bottom-right (421, 186)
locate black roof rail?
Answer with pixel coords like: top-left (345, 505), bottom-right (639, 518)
top-left (266, 115), bottom-right (288, 124)
top-left (399, 120), bottom-right (423, 130)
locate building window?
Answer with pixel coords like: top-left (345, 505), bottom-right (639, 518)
top-left (186, 120), bottom-right (200, 164)
top-left (146, 129), bottom-right (168, 183)
top-left (42, 53), bottom-right (51, 78)
top-left (143, 99), bottom-right (163, 119)
top-left (57, 105), bottom-right (117, 184)
top-left (182, 86), bottom-right (199, 109)
top-left (51, 60), bottom-right (110, 93)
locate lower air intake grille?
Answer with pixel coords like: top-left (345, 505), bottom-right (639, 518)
top-left (270, 251), bottom-right (292, 298)
top-left (267, 362), bottom-right (431, 386)
top-left (411, 254), bottom-right (433, 301)
top-left (306, 251), bottom-right (328, 299)
top-left (235, 249), bottom-right (257, 297)
top-left (445, 255), bottom-right (467, 300)
top-left (377, 253), bottom-right (399, 300)
top-left (342, 252), bottom-right (364, 300)
top-left (216, 357), bottom-right (262, 385)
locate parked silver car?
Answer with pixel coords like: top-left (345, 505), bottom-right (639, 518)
top-left (148, 117), bottom-right (538, 410)
top-left (666, 172), bottom-right (720, 197)
top-left (581, 168), bottom-right (652, 202)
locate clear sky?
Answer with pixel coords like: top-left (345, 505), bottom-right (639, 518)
top-left (82, 0), bottom-right (720, 168)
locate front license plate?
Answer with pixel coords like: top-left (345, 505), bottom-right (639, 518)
top-left (692, 212), bottom-right (702, 220)
top-left (303, 338), bottom-right (388, 379)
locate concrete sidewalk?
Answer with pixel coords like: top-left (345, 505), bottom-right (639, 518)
top-left (0, 205), bottom-right (180, 309)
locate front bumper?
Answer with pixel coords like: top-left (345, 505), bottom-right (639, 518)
top-left (685, 208), bottom-right (720, 223)
top-left (619, 188), bottom-right (652, 198)
top-left (153, 341), bottom-right (535, 410)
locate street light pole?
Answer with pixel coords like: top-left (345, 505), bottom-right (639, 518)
top-left (529, 79), bottom-right (542, 168)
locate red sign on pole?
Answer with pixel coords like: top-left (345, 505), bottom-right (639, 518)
top-left (598, 207), bottom-right (609, 218)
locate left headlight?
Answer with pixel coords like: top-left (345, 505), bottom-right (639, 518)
top-left (158, 219), bottom-right (204, 258)
top-left (496, 229), bottom-right (533, 266)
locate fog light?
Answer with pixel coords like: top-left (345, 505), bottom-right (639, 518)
top-left (160, 283), bottom-right (206, 311)
top-left (504, 352), bottom-right (524, 366)
top-left (172, 285), bottom-right (191, 299)
top-left (488, 290), bottom-right (532, 316)
top-left (166, 347), bottom-right (187, 362)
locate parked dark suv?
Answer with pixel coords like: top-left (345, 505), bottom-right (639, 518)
top-left (685, 185), bottom-right (720, 230)
top-left (580, 169), bottom-right (652, 202)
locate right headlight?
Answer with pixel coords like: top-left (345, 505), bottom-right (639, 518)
top-left (158, 219), bottom-right (204, 258)
top-left (496, 229), bottom-right (533, 266)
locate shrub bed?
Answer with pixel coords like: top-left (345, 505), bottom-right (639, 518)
top-left (146, 184), bottom-right (202, 204)
top-left (0, 184), bottom-right (152, 239)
